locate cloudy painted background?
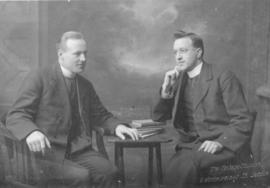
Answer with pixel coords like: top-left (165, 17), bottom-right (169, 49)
top-left (0, 0), bottom-right (267, 164)
top-left (41, 0), bottom-right (250, 114)
top-left (0, 0), bottom-right (269, 185)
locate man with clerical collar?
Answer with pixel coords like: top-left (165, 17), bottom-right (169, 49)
top-left (153, 30), bottom-right (253, 188)
top-left (6, 31), bottom-right (139, 188)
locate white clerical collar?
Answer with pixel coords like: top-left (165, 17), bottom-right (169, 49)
top-left (187, 62), bottom-right (203, 78)
top-left (60, 64), bottom-right (76, 78)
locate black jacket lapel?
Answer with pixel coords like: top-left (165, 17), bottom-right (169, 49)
top-left (172, 73), bottom-right (187, 122)
top-left (52, 64), bottom-right (71, 119)
top-left (193, 63), bottom-right (213, 111)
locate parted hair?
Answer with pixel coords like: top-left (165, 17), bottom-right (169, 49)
top-left (57, 31), bottom-right (85, 51)
top-left (174, 30), bottom-right (204, 57)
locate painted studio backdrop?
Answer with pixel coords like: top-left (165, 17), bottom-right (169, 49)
top-left (0, 0), bottom-right (270, 185)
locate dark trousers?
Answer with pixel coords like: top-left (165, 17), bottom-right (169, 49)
top-left (34, 148), bottom-right (118, 188)
top-left (164, 144), bottom-right (235, 188)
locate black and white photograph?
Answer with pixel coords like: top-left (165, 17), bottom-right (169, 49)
top-left (0, 0), bottom-right (269, 188)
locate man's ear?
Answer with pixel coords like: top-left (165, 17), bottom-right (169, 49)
top-left (58, 50), bottom-right (62, 57)
top-left (196, 48), bottom-right (202, 58)
top-left (57, 50), bottom-right (64, 63)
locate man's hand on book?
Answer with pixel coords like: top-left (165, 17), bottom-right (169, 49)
top-left (131, 119), bottom-right (165, 128)
top-left (115, 124), bottom-right (139, 141)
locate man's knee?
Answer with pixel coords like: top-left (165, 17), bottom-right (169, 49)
top-left (92, 163), bottom-right (118, 181)
top-left (107, 164), bottom-right (118, 177)
top-left (94, 159), bottom-right (118, 177)
top-left (165, 151), bottom-right (199, 185)
top-left (75, 168), bottom-right (90, 183)
top-left (65, 165), bottom-right (90, 186)
top-left (44, 166), bottom-right (90, 187)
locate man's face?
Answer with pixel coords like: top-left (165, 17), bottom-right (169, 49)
top-left (58, 39), bottom-right (87, 74)
top-left (173, 37), bottom-right (201, 72)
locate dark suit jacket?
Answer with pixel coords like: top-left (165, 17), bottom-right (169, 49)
top-left (153, 63), bottom-right (253, 153)
top-left (6, 64), bottom-right (121, 158)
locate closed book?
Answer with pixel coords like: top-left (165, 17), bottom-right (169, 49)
top-left (131, 119), bottom-right (165, 128)
top-left (136, 126), bottom-right (164, 131)
top-left (139, 132), bottom-right (162, 139)
top-left (136, 127), bottom-right (164, 138)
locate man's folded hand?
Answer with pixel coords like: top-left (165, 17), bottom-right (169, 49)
top-left (198, 140), bottom-right (223, 154)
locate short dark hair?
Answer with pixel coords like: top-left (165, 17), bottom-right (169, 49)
top-left (57, 31), bottom-right (85, 51)
top-left (174, 30), bottom-right (204, 57)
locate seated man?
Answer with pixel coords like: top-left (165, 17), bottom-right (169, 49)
top-left (152, 30), bottom-right (253, 188)
top-left (6, 31), bottom-right (139, 188)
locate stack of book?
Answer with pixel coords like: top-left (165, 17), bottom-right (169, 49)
top-left (130, 119), bottom-right (165, 139)
top-left (130, 119), bottom-right (165, 128)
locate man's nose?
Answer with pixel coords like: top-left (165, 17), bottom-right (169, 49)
top-left (80, 54), bottom-right (86, 61)
top-left (175, 52), bottom-right (182, 60)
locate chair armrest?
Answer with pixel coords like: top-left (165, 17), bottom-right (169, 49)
top-left (93, 127), bottom-right (105, 136)
top-left (0, 124), bottom-right (17, 141)
top-left (0, 123), bottom-right (37, 184)
top-left (92, 127), bottom-right (109, 159)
